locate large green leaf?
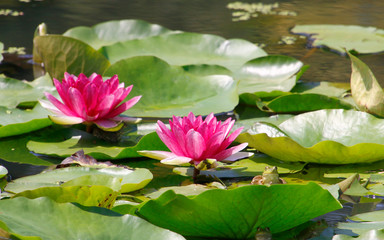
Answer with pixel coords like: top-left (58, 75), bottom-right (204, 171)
top-left (33, 35), bottom-right (111, 79)
top-left (0, 197), bottom-right (185, 240)
top-left (291, 24), bottom-right (384, 54)
top-left (100, 32), bottom-right (267, 70)
top-left (104, 56), bottom-right (239, 117)
top-left (5, 166), bottom-right (152, 194)
top-left (0, 104), bottom-right (52, 138)
top-left (236, 109), bottom-right (384, 164)
top-left (131, 182), bottom-right (341, 238)
top-left (349, 52), bottom-right (384, 117)
top-left (236, 55), bottom-right (302, 94)
top-left (0, 74), bottom-right (54, 108)
top-left (63, 19), bottom-right (175, 50)
top-left (27, 128), bottom-right (168, 159)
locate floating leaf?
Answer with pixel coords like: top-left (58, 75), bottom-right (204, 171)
top-left (130, 182), bottom-right (341, 238)
top-left (5, 166), bottom-right (152, 194)
top-left (0, 104), bottom-right (52, 138)
top-left (237, 109), bottom-right (384, 164)
top-left (100, 32), bottom-right (267, 70)
top-left (0, 74), bottom-right (54, 108)
top-left (27, 127), bottom-right (168, 159)
top-left (105, 56), bottom-right (238, 117)
top-left (0, 197), bottom-right (185, 240)
top-left (63, 19), bottom-right (175, 50)
top-left (33, 35), bottom-right (110, 79)
top-left (291, 24), bottom-right (384, 54)
top-left (236, 55), bottom-right (302, 94)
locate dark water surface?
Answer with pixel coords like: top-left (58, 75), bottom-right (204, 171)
top-left (1, 0), bottom-right (384, 83)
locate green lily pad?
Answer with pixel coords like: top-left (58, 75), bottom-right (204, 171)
top-left (0, 197), bottom-right (185, 240)
top-left (333, 230), bottom-right (384, 240)
top-left (104, 56), bottom-right (239, 117)
top-left (349, 52), bottom-right (384, 117)
top-left (63, 19), bottom-right (175, 50)
top-left (0, 74), bottom-right (54, 108)
top-left (27, 127), bottom-right (168, 159)
top-left (291, 24), bottom-right (384, 54)
top-left (5, 166), bottom-right (152, 194)
top-left (0, 104), bottom-right (52, 138)
top-left (236, 109), bottom-right (384, 164)
top-left (235, 55), bottom-right (303, 94)
top-left (100, 32), bottom-right (267, 70)
top-left (130, 182), bottom-right (341, 238)
top-left (33, 35), bottom-right (111, 79)
top-left (256, 93), bottom-right (354, 113)
top-left (337, 210), bottom-right (384, 237)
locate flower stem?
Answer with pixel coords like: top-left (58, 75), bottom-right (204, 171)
top-left (193, 167), bottom-right (200, 183)
top-left (86, 124), bottom-right (93, 133)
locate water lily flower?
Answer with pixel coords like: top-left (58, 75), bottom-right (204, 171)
top-left (40, 72), bottom-right (141, 131)
top-left (139, 112), bottom-right (252, 168)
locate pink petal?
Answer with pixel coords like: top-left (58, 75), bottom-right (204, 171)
top-left (213, 143), bottom-right (248, 161)
top-left (156, 121), bottom-right (185, 156)
top-left (68, 88), bottom-right (87, 118)
top-left (45, 92), bottom-right (78, 117)
top-left (94, 119), bottom-right (121, 129)
top-left (160, 156), bottom-right (193, 165)
top-left (223, 151), bottom-right (254, 161)
top-left (219, 127), bottom-right (244, 151)
top-left (104, 95), bottom-right (141, 118)
top-left (48, 115), bottom-right (85, 125)
top-left (185, 129), bottom-right (206, 160)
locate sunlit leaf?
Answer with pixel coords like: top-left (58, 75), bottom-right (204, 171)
top-left (291, 24), bottom-right (384, 54)
top-left (237, 109), bottom-right (384, 164)
top-left (5, 166), bottom-right (152, 194)
top-left (236, 55), bottom-right (303, 94)
top-left (33, 35), bottom-right (110, 79)
top-left (64, 19), bottom-right (175, 50)
top-left (105, 56), bottom-right (239, 117)
top-left (0, 165), bottom-right (7, 178)
top-left (100, 32), bottom-right (267, 70)
top-left (128, 182), bottom-right (341, 238)
top-left (0, 197), bottom-right (185, 240)
top-left (349, 52), bottom-right (384, 117)
top-left (0, 104), bottom-right (52, 138)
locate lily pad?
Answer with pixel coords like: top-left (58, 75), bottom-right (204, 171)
top-left (104, 56), bottom-right (239, 117)
top-left (5, 166), bottom-right (152, 194)
top-left (33, 35), bottom-right (111, 79)
top-left (100, 32), bottom-right (267, 70)
top-left (0, 104), bottom-right (52, 138)
top-left (235, 55), bottom-right (303, 94)
top-left (349, 52), bottom-right (384, 117)
top-left (0, 74), bottom-right (54, 108)
top-left (236, 109), bottom-right (384, 164)
top-left (27, 127), bottom-right (168, 159)
top-left (130, 182), bottom-right (341, 238)
top-left (291, 24), bottom-right (384, 54)
top-left (63, 19), bottom-right (175, 50)
top-left (0, 197), bottom-right (185, 240)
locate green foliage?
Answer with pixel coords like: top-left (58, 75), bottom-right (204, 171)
top-left (128, 183), bottom-right (341, 238)
top-left (0, 197), bottom-right (185, 240)
top-left (237, 109), bottom-right (384, 164)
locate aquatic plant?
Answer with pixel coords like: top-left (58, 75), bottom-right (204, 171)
top-left (39, 72), bottom-right (141, 131)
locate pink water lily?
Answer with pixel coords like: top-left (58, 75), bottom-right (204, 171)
top-left (39, 72), bottom-right (141, 131)
top-left (139, 112), bottom-right (252, 167)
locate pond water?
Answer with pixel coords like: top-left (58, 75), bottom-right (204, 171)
top-left (1, 0), bottom-right (384, 83)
